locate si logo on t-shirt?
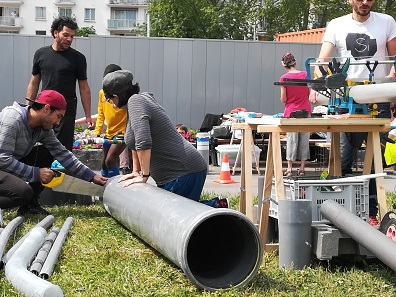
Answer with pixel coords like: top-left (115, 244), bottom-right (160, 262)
top-left (346, 33), bottom-right (378, 60)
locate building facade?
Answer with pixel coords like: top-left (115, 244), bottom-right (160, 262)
top-left (0, 0), bottom-right (149, 36)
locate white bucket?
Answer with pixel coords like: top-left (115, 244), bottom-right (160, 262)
top-left (196, 132), bottom-right (210, 169)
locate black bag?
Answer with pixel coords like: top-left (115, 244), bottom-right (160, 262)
top-left (212, 126), bottom-right (231, 139)
top-left (199, 113), bottom-right (222, 132)
top-left (290, 109), bottom-right (309, 118)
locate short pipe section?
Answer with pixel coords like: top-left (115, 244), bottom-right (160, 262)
top-left (181, 210), bottom-right (262, 291)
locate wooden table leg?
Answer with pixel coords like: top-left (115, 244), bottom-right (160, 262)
top-left (239, 125), bottom-right (254, 220)
top-left (329, 132), bottom-right (341, 176)
top-left (259, 134), bottom-right (274, 244)
top-left (239, 130), bottom-right (247, 215)
top-left (244, 127), bottom-right (254, 220)
top-left (272, 132), bottom-right (284, 200)
top-left (363, 133), bottom-right (374, 175)
top-left (371, 132), bottom-right (386, 219)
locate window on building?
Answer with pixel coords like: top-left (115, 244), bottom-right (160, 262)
top-left (36, 30), bottom-right (46, 35)
top-left (85, 8), bottom-right (95, 21)
top-left (59, 8), bottom-right (72, 18)
top-left (113, 9), bottom-right (136, 22)
top-left (36, 7), bottom-right (46, 20)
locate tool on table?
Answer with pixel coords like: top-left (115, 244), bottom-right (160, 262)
top-left (42, 169), bottom-right (105, 196)
top-left (275, 56), bottom-right (396, 116)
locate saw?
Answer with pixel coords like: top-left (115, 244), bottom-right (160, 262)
top-left (42, 170), bottom-right (105, 197)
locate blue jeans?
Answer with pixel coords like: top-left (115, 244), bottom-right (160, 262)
top-left (160, 169), bottom-right (208, 202)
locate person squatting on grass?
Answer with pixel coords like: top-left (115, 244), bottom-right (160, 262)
top-left (0, 90), bottom-right (107, 215)
top-left (102, 70), bottom-right (228, 208)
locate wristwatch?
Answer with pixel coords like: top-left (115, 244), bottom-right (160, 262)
top-left (140, 172), bottom-right (150, 178)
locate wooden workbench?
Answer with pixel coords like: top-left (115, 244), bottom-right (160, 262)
top-left (232, 117), bottom-right (390, 245)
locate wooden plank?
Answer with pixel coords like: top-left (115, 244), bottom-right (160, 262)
top-left (248, 117), bottom-right (389, 126)
top-left (264, 243), bottom-right (279, 253)
top-left (257, 124), bottom-right (389, 133)
top-left (372, 132), bottom-right (387, 219)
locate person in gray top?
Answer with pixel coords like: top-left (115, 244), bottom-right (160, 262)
top-left (0, 90), bottom-right (107, 215)
top-left (102, 70), bottom-right (227, 207)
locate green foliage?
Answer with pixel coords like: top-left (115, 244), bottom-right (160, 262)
top-left (149, 0), bottom-right (264, 40)
top-left (75, 26), bottom-right (96, 37)
top-left (262, 0), bottom-right (396, 40)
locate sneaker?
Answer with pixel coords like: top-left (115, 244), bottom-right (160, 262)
top-left (217, 198), bottom-right (230, 209)
top-left (17, 205), bottom-right (51, 216)
top-left (368, 215), bottom-right (380, 227)
top-left (121, 167), bottom-right (132, 175)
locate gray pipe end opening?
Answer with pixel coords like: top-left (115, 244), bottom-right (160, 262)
top-left (184, 212), bottom-right (263, 291)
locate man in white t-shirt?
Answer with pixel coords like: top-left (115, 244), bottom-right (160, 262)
top-left (311, 0), bottom-right (396, 227)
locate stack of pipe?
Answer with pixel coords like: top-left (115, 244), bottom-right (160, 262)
top-left (0, 215), bottom-right (73, 296)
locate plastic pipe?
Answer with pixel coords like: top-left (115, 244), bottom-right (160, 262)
top-left (102, 179), bottom-right (263, 291)
top-left (5, 226), bottom-right (63, 297)
top-left (1, 215), bottom-right (55, 266)
top-left (349, 82), bottom-right (396, 103)
top-left (30, 227), bottom-right (60, 275)
top-left (0, 216), bottom-right (24, 265)
top-left (278, 200), bottom-right (312, 270)
top-left (320, 200), bottom-right (396, 271)
top-left (39, 217), bottom-right (73, 280)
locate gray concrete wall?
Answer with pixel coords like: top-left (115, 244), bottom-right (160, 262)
top-left (0, 34), bottom-right (321, 129)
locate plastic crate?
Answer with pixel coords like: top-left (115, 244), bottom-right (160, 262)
top-left (215, 144), bottom-right (261, 167)
top-left (268, 178), bottom-right (369, 222)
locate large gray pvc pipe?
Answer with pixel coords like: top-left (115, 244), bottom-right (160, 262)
top-left (278, 200), bottom-right (312, 270)
top-left (320, 200), bottom-right (396, 271)
top-left (1, 215), bottom-right (55, 266)
top-left (102, 179), bottom-right (263, 291)
top-left (0, 216), bottom-right (24, 265)
top-left (40, 217), bottom-right (73, 280)
top-left (5, 226), bottom-right (63, 297)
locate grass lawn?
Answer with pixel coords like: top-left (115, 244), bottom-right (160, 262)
top-left (1, 192), bottom-right (396, 297)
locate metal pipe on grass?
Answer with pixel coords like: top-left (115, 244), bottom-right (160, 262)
top-left (320, 200), bottom-right (396, 271)
top-left (30, 227), bottom-right (60, 276)
top-left (0, 216), bottom-right (24, 266)
top-left (5, 226), bottom-right (63, 297)
top-left (103, 179), bottom-right (263, 291)
top-left (39, 217), bottom-right (73, 279)
top-left (1, 215), bottom-right (55, 266)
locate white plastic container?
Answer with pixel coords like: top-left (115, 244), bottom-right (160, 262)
top-left (215, 144), bottom-right (261, 167)
top-left (196, 132), bottom-right (210, 168)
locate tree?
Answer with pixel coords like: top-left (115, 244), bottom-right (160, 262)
top-left (76, 26), bottom-right (96, 37)
top-left (262, 0), bottom-right (312, 40)
top-left (148, 0), bottom-right (264, 40)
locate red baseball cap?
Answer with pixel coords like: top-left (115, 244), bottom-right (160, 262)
top-left (35, 90), bottom-right (66, 110)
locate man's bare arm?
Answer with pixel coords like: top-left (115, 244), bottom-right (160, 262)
top-left (25, 74), bottom-right (41, 105)
top-left (386, 37), bottom-right (396, 77)
top-left (78, 79), bottom-right (94, 128)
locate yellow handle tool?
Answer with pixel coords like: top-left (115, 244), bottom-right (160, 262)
top-left (42, 170), bottom-right (65, 188)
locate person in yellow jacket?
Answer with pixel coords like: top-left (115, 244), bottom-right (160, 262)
top-left (94, 64), bottom-right (128, 177)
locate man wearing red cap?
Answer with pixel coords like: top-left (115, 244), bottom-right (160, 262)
top-left (0, 90), bottom-right (107, 215)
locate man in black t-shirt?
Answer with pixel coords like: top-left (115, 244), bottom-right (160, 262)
top-left (26, 16), bottom-right (94, 151)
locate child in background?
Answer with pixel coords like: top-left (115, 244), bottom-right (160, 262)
top-left (94, 64), bottom-right (128, 177)
top-left (175, 124), bottom-right (188, 139)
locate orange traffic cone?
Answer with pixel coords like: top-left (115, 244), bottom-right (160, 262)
top-left (214, 153), bottom-right (236, 184)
